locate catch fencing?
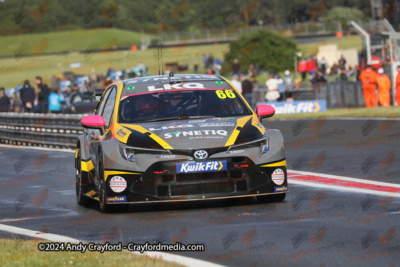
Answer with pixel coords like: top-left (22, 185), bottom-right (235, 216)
top-left (253, 81), bottom-right (365, 108)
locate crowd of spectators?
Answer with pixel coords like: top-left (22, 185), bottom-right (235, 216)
top-left (0, 63), bottom-right (148, 113)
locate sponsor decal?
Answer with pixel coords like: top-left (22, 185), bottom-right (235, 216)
top-left (227, 150), bottom-right (244, 154)
top-left (109, 176), bottom-right (127, 193)
top-left (127, 86), bottom-right (135, 90)
top-left (272, 168), bottom-right (285, 185)
top-left (164, 130), bottom-right (228, 139)
top-left (117, 129), bottom-right (127, 137)
top-left (86, 190), bottom-right (96, 197)
top-left (261, 144), bottom-right (268, 153)
top-left (106, 196), bottom-right (127, 202)
top-left (177, 161), bottom-right (227, 173)
top-left (258, 100), bottom-right (327, 114)
top-left (149, 124), bottom-right (194, 131)
top-left (200, 123), bottom-right (235, 127)
top-left (274, 186), bottom-right (288, 192)
top-left (126, 153), bottom-right (134, 161)
top-left (156, 155), bottom-right (176, 159)
top-left (148, 82), bottom-right (205, 91)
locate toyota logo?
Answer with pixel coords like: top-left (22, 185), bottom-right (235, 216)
top-left (194, 150), bottom-right (208, 160)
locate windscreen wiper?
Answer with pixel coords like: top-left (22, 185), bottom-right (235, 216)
top-left (136, 115), bottom-right (216, 123)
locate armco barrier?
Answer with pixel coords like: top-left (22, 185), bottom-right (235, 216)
top-left (0, 113), bottom-right (84, 149)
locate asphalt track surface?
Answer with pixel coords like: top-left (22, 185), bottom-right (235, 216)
top-left (1, 118), bottom-right (400, 266)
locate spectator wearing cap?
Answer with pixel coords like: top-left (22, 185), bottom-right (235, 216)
top-left (241, 74), bottom-right (253, 107)
top-left (376, 68), bottom-right (391, 107)
top-left (0, 87), bottom-right (10, 112)
top-left (36, 76), bottom-right (50, 113)
top-left (20, 79), bottom-right (36, 113)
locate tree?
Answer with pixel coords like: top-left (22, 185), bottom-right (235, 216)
top-left (223, 30), bottom-right (297, 74)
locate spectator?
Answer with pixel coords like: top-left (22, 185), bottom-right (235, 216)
top-left (347, 66), bottom-right (355, 81)
top-left (194, 61), bottom-right (199, 73)
top-left (0, 87), bottom-right (10, 112)
top-left (265, 74), bottom-right (279, 102)
top-left (319, 57), bottom-right (328, 75)
top-left (10, 93), bottom-right (21, 113)
top-left (207, 54), bottom-right (214, 69)
top-left (232, 59), bottom-right (241, 76)
top-left (276, 74), bottom-right (284, 101)
top-left (36, 76), bottom-right (50, 113)
top-left (313, 70), bottom-right (327, 100)
top-left (376, 68), bottom-right (391, 107)
top-left (330, 63), bottom-right (340, 81)
top-left (20, 79), bottom-right (36, 113)
top-left (396, 66), bottom-right (400, 106)
top-left (241, 74), bottom-right (253, 107)
top-left (359, 65), bottom-right (378, 108)
top-left (294, 71), bottom-right (302, 89)
top-left (339, 55), bottom-right (347, 71)
top-left (248, 64), bottom-right (258, 90)
top-left (230, 74), bottom-right (242, 94)
top-left (214, 58), bottom-right (222, 75)
top-left (298, 59), bottom-right (307, 80)
top-left (48, 88), bottom-right (64, 114)
top-left (340, 69), bottom-right (348, 81)
top-left (283, 70), bottom-right (294, 102)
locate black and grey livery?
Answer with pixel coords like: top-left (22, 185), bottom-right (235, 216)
top-left (75, 74), bottom-right (288, 213)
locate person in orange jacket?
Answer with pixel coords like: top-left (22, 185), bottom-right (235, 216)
top-left (396, 66), bottom-right (400, 106)
top-left (376, 68), bottom-right (391, 107)
top-left (359, 65), bottom-right (377, 108)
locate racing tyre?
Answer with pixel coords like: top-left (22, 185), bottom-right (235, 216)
top-left (98, 160), bottom-right (128, 213)
top-left (257, 193), bottom-right (286, 203)
top-left (76, 148), bottom-right (90, 206)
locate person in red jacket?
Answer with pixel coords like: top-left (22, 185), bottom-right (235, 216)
top-left (376, 68), bottom-right (391, 107)
top-left (396, 66), bottom-right (400, 106)
top-left (359, 66), bottom-right (378, 108)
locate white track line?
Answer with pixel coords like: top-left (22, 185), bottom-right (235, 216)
top-left (0, 224), bottom-right (80, 243)
top-left (289, 169), bottom-right (400, 188)
top-left (0, 223), bottom-right (224, 267)
top-left (289, 179), bottom-right (400, 198)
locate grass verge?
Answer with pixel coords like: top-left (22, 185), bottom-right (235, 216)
top-left (0, 239), bottom-right (181, 267)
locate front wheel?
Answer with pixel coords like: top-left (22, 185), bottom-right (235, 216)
top-left (98, 160), bottom-right (128, 213)
top-left (76, 148), bottom-right (90, 206)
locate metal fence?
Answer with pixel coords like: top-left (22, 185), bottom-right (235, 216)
top-left (253, 81), bottom-right (365, 108)
top-left (0, 113), bottom-right (84, 149)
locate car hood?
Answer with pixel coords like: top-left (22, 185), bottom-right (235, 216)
top-left (115, 116), bottom-right (265, 150)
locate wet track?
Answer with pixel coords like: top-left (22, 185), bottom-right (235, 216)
top-left (1, 118), bottom-right (400, 266)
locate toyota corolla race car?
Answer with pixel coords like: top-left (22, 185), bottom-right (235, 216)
top-left (75, 74), bottom-right (287, 212)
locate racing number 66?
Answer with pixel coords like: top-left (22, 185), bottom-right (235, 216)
top-left (216, 90), bottom-right (236, 99)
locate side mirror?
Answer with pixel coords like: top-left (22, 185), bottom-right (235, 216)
top-left (81, 115), bottom-right (105, 129)
top-left (257, 105), bottom-right (275, 120)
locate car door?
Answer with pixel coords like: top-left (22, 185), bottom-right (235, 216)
top-left (87, 87), bottom-right (112, 164)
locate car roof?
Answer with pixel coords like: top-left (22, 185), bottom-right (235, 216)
top-left (120, 74), bottom-right (233, 96)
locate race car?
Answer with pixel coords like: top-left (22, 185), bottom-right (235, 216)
top-left (75, 74), bottom-right (287, 213)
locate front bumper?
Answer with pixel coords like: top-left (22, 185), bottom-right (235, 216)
top-left (104, 157), bottom-right (288, 204)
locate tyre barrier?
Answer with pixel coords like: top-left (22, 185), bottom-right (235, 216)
top-left (0, 113), bottom-right (84, 149)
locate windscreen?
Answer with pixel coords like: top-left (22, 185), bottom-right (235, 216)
top-left (118, 89), bottom-right (252, 123)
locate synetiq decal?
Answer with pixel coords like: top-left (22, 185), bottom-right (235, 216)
top-left (258, 100), bottom-right (327, 114)
top-left (177, 161), bottom-right (227, 173)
